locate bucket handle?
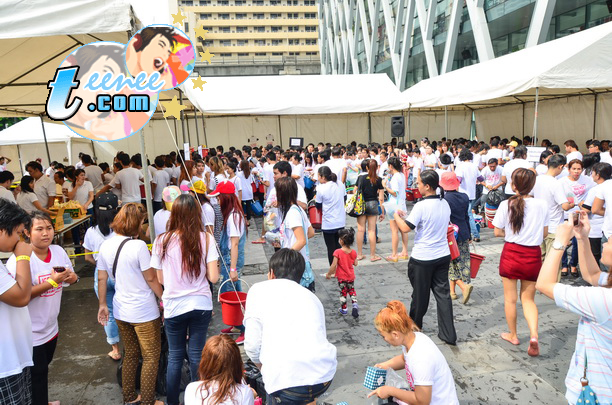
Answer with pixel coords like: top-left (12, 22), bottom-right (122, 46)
top-left (217, 278), bottom-right (251, 303)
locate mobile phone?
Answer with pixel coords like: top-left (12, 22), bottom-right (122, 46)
top-left (572, 212), bottom-right (580, 226)
top-left (53, 266), bottom-right (66, 273)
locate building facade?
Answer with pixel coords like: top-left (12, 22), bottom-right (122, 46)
top-left (179, 0), bottom-right (321, 74)
top-left (319, 0), bottom-right (612, 89)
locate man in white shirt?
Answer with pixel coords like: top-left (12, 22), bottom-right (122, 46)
top-left (97, 153), bottom-right (144, 203)
top-left (25, 161), bottom-right (55, 209)
top-left (325, 147), bottom-right (348, 196)
top-left (81, 154), bottom-right (105, 194)
top-left (244, 249), bottom-right (336, 403)
top-left (486, 139), bottom-right (504, 165)
top-left (564, 140), bottom-right (583, 162)
top-left (455, 149), bottom-right (482, 241)
top-left (151, 156), bottom-right (170, 213)
top-left (377, 152), bottom-right (389, 177)
top-left (533, 154), bottom-right (574, 264)
top-left (501, 146), bottom-right (535, 198)
top-left (0, 171), bottom-right (16, 203)
top-left (0, 200), bottom-right (35, 404)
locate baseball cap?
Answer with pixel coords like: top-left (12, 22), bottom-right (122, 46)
top-left (508, 141), bottom-right (519, 147)
top-left (208, 180), bottom-right (235, 197)
top-left (439, 172), bottom-right (461, 191)
top-left (190, 180), bottom-right (207, 194)
top-left (96, 192), bottom-right (118, 211)
top-left (162, 186), bottom-right (181, 210)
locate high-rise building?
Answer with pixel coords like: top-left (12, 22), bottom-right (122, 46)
top-left (319, 0), bottom-right (612, 89)
top-left (179, 0), bottom-right (321, 74)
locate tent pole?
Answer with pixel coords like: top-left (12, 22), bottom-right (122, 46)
top-left (593, 93), bottom-right (598, 140)
top-left (90, 140), bottom-right (97, 163)
top-left (368, 113), bottom-right (372, 144)
top-left (522, 102), bottom-right (525, 141)
top-left (194, 111), bottom-right (201, 147)
top-left (533, 87), bottom-right (539, 146)
top-left (39, 115), bottom-right (52, 167)
top-left (67, 138), bottom-right (72, 166)
top-left (408, 104), bottom-right (411, 142)
top-left (201, 112), bottom-right (209, 147)
top-left (139, 130), bottom-right (156, 241)
top-left (444, 106), bottom-right (448, 140)
top-left (179, 90), bottom-right (187, 146)
top-left (277, 116), bottom-right (282, 148)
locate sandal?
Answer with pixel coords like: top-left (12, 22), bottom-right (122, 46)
top-left (398, 254), bottom-right (409, 260)
top-left (450, 292), bottom-right (458, 300)
top-left (385, 256), bottom-right (398, 262)
top-left (251, 240), bottom-right (265, 244)
top-left (528, 338), bottom-right (540, 357)
top-left (357, 255), bottom-right (365, 261)
top-left (370, 256), bottom-right (382, 262)
top-left (500, 333), bottom-right (520, 346)
top-left (108, 350), bottom-right (122, 361)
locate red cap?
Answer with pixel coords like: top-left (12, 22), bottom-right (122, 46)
top-left (208, 180), bottom-right (235, 196)
top-left (439, 172), bottom-right (460, 191)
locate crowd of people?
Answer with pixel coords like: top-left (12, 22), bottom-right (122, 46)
top-left (0, 134), bottom-right (610, 405)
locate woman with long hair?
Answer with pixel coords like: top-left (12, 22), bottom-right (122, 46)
top-left (315, 166), bottom-right (345, 265)
top-left (213, 181), bottom-right (247, 344)
top-left (492, 168), bottom-right (548, 356)
top-left (238, 159), bottom-right (255, 227)
top-left (179, 160), bottom-right (197, 192)
top-left (393, 170), bottom-right (457, 346)
top-left (383, 157), bottom-right (408, 262)
top-left (152, 195), bottom-right (220, 405)
top-left (184, 335), bottom-right (255, 405)
top-left (83, 193), bottom-right (121, 361)
top-left (582, 162), bottom-right (612, 265)
top-left (355, 160), bottom-right (385, 262)
top-left (16, 176), bottom-right (52, 215)
top-left (276, 176), bottom-right (315, 291)
top-left (97, 203), bottom-right (164, 405)
top-left (560, 159), bottom-right (594, 277)
top-left (6, 211), bottom-right (78, 405)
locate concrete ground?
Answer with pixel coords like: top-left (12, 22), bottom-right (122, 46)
top-left (47, 208), bottom-right (588, 404)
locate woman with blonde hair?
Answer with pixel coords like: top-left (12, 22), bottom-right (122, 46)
top-left (184, 334), bottom-right (255, 405)
top-left (369, 300), bottom-right (459, 405)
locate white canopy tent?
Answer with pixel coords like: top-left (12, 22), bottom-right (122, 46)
top-left (401, 21), bottom-right (612, 145)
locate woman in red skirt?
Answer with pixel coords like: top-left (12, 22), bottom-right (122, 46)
top-left (492, 168), bottom-right (548, 357)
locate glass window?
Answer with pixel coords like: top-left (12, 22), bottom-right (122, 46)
top-left (220, 53), bottom-right (232, 57)
top-left (492, 34), bottom-right (508, 57)
top-left (271, 13), bottom-right (281, 18)
top-left (557, 6), bottom-right (586, 37)
top-left (221, 40), bottom-right (231, 46)
top-left (272, 52), bottom-right (283, 55)
top-left (238, 52), bottom-right (249, 56)
top-left (255, 52), bottom-right (266, 56)
top-left (200, 13), bottom-right (212, 19)
top-left (254, 0), bottom-right (264, 5)
top-left (222, 27), bottom-right (230, 32)
top-left (254, 13), bottom-right (265, 19)
top-left (272, 26), bottom-right (282, 32)
top-left (238, 40), bottom-right (247, 46)
top-left (305, 26), bottom-right (316, 32)
top-left (235, 0), bottom-right (244, 4)
top-left (236, 26), bottom-right (247, 32)
top-left (272, 39), bottom-right (282, 46)
top-left (219, 13), bottom-right (230, 19)
top-left (509, 27), bottom-right (528, 51)
top-left (255, 26), bottom-right (265, 32)
top-left (587, 1), bottom-right (612, 28)
top-left (256, 40), bottom-right (266, 45)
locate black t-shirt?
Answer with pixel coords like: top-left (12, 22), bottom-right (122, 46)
top-left (357, 175), bottom-right (384, 201)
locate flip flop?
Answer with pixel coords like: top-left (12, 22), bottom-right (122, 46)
top-left (398, 254), bottom-right (409, 260)
top-left (370, 256), bottom-right (382, 262)
top-left (500, 333), bottom-right (520, 346)
top-left (357, 255), bottom-right (365, 261)
top-left (108, 351), bottom-right (122, 361)
top-left (251, 240), bottom-right (265, 244)
top-left (385, 256), bottom-right (398, 262)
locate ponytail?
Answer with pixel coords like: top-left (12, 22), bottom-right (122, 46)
top-left (374, 300), bottom-right (419, 334)
top-left (419, 169), bottom-right (444, 199)
top-left (367, 160), bottom-right (379, 185)
top-left (318, 166), bottom-right (337, 183)
top-left (507, 168), bottom-right (536, 233)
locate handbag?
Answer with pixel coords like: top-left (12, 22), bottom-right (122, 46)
top-left (250, 200), bottom-right (263, 216)
top-left (346, 177), bottom-right (365, 217)
top-left (304, 175), bottom-right (314, 190)
top-left (577, 353), bottom-right (599, 404)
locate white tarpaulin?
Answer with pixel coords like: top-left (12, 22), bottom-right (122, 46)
top-left (181, 74), bottom-right (407, 115)
top-left (401, 21), bottom-right (612, 109)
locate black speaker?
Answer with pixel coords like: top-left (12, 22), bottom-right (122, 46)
top-left (608, 0), bottom-right (612, 13)
top-left (391, 116), bottom-right (405, 138)
top-left (462, 49), bottom-right (472, 60)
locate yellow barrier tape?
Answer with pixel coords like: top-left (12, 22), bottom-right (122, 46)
top-left (67, 244), bottom-right (153, 258)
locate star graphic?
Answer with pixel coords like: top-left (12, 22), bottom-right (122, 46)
top-left (162, 96), bottom-right (187, 120)
top-left (194, 25), bottom-right (209, 40)
top-left (172, 10), bottom-right (186, 25)
top-left (199, 49), bottom-right (214, 64)
top-left (192, 76), bottom-right (207, 90)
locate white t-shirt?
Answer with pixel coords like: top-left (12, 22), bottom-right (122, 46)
top-left (280, 205), bottom-right (311, 262)
top-left (33, 175), bottom-right (56, 208)
top-left (325, 158), bottom-right (348, 195)
top-left (84, 165), bottom-right (104, 193)
top-left (584, 184), bottom-right (604, 238)
top-left (7, 245), bottom-right (72, 346)
top-left (97, 235), bottom-right (159, 323)
top-left (402, 332), bottom-right (459, 405)
top-left (184, 381), bottom-right (254, 405)
top-left (492, 198), bottom-right (549, 246)
top-left (315, 181), bottom-right (346, 230)
top-left (535, 164), bottom-right (548, 176)
top-left (455, 161), bottom-right (479, 200)
top-left (152, 169), bottom-right (171, 202)
top-left (378, 161), bottom-right (389, 177)
top-left (226, 210), bottom-right (245, 249)
top-left (153, 209), bottom-right (171, 238)
top-left (533, 175), bottom-right (568, 234)
top-left (480, 166), bottom-right (502, 195)
top-left (243, 279), bottom-right (337, 394)
top-left (103, 172), bottom-right (114, 186)
top-left (83, 226), bottom-right (115, 261)
top-left (110, 167), bottom-right (143, 203)
top-left (412, 157), bottom-right (424, 179)
top-left (67, 180), bottom-right (94, 209)
top-left (263, 163), bottom-right (275, 192)
top-left (502, 159), bottom-right (533, 195)
top-left (388, 172), bottom-right (407, 211)
top-left (566, 151), bottom-right (583, 162)
top-left (291, 163), bottom-right (305, 188)
top-left (16, 192), bottom-right (39, 213)
top-left (227, 175), bottom-right (243, 199)
top-left (0, 261), bottom-right (33, 378)
top-left (424, 154), bottom-right (437, 168)
top-left (0, 185), bottom-right (15, 203)
top-left (238, 172), bottom-right (254, 201)
top-left (151, 232), bottom-right (218, 319)
top-left (486, 148), bottom-right (503, 163)
top-left (594, 179), bottom-right (612, 237)
top-left (406, 198), bottom-right (451, 261)
top-left (202, 202), bottom-right (215, 228)
top-left (560, 175), bottom-right (594, 219)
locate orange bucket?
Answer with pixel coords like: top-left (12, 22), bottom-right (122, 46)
top-left (218, 279), bottom-right (249, 326)
top-left (470, 253), bottom-right (485, 278)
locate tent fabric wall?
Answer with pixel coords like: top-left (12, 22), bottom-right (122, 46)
top-left (596, 93), bottom-right (612, 139)
top-left (475, 104), bottom-right (524, 141)
top-left (372, 111), bottom-right (472, 143)
top-left (0, 140), bottom-right (94, 175)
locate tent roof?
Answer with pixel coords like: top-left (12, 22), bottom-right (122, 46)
top-left (181, 74), bottom-right (406, 116)
top-left (401, 21), bottom-right (612, 110)
top-left (0, 117), bottom-right (88, 145)
top-left (0, 0), bottom-right (135, 117)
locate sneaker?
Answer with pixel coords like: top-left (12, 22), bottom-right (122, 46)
top-left (221, 326), bottom-right (242, 335)
top-left (235, 333), bottom-right (245, 345)
top-left (352, 303), bottom-right (359, 318)
top-left (339, 308), bottom-right (348, 316)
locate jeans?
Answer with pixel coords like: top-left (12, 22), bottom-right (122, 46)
top-left (468, 199), bottom-right (480, 239)
top-left (94, 268), bottom-right (120, 345)
top-left (241, 199), bottom-right (253, 220)
top-left (32, 337), bottom-right (57, 405)
top-left (164, 310), bottom-right (212, 405)
top-left (267, 380), bottom-right (332, 405)
top-left (562, 237), bottom-right (578, 269)
top-left (219, 230), bottom-right (246, 294)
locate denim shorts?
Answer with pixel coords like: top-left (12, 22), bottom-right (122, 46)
top-left (364, 200), bottom-right (379, 216)
top-left (267, 380), bottom-right (332, 404)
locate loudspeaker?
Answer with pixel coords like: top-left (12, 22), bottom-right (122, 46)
top-left (608, 0), bottom-right (612, 13)
top-left (391, 116), bottom-right (405, 138)
top-left (462, 49), bottom-right (472, 60)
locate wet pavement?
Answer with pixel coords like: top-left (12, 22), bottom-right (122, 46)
top-left (46, 209), bottom-right (588, 404)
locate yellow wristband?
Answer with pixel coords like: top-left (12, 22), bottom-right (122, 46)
top-left (47, 278), bottom-right (59, 288)
top-left (15, 255), bottom-right (30, 262)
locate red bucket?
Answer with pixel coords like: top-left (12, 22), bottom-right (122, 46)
top-left (218, 279), bottom-right (250, 326)
top-left (308, 201), bottom-right (322, 230)
top-left (411, 188), bottom-right (422, 199)
top-left (406, 190), bottom-right (414, 201)
top-left (447, 225), bottom-right (460, 260)
top-left (470, 253), bottom-right (485, 278)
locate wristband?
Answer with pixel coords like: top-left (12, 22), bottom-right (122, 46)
top-left (47, 278), bottom-right (59, 288)
top-left (230, 268), bottom-right (237, 273)
top-left (15, 255), bottom-right (30, 262)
